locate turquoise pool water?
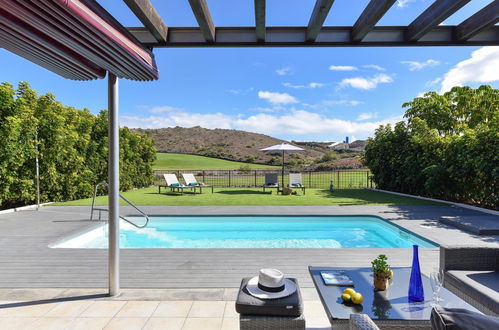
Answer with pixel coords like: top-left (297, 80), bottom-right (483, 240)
top-left (52, 216), bottom-right (437, 249)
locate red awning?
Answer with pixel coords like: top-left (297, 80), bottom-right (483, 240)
top-left (0, 0), bottom-right (159, 81)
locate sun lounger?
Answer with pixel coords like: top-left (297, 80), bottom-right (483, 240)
top-left (182, 173), bottom-right (213, 193)
top-left (289, 173), bottom-right (306, 195)
top-left (160, 173), bottom-right (196, 195)
top-left (262, 173), bottom-right (279, 193)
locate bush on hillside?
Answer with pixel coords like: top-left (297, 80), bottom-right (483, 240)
top-left (0, 82), bottom-right (156, 209)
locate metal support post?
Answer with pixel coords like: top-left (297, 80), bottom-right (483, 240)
top-left (108, 73), bottom-right (120, 296)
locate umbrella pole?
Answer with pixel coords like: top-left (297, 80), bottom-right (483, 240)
top-left (282, 150), bottom-right (285, 189)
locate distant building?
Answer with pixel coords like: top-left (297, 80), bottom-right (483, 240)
top-left (328, 142), bottom-right (349, 150)
top-left (345, 136), bottom-right (349, 144)
top-left (328, 139), bottom-right (367, 152)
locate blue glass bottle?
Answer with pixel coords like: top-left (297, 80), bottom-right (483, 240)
top-left (408, 245), bottom-right (424, 302)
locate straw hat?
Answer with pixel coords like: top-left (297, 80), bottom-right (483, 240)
top-left (246, 269), bottom-right (296, 299)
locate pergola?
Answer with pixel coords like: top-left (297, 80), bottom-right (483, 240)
top-left (1, 0), bottom-right (498, 297)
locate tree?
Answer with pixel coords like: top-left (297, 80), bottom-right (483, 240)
top-left (366, 85), bottom-right (498, 209)
top-left (0, 82), bottom-right (156, 209)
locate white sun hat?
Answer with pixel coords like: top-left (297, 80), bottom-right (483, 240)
top-left (246, 268), bottom-right (297, 299)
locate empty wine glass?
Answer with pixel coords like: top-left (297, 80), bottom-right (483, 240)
top-left (430, 270), bottom-right (444, 306)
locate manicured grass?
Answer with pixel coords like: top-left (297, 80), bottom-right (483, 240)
top-left (55, 188), bottom-right (445, 206)
top-left (154, 153), bottom-right (276, 170)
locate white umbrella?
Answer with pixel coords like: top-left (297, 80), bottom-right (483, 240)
top-left (260, 143), bottom-right (305, 188)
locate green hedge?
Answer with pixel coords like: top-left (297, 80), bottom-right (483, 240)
top-left (0, 82), bottom-right (156, 209)
top-left (364, 85), bottom-right (498, 210)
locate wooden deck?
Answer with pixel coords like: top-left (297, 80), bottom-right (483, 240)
top-left (0, 205), bottom-right (496, 289)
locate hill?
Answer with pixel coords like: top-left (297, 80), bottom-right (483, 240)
top-left (133, 126), bottom-right (323, 164)
top-left (154, 153), bottom-right (277, 170)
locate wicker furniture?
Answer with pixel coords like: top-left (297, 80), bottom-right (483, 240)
top-left (309, 266), bottom-right (480, 330)
top-left (240, 314), bottom-right (306, 330)
top-left (440, 245), bottom-right (499, 316)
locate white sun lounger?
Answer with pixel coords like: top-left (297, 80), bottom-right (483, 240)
top-left (289, 173), bottom-right (306, 195)
top-left (182, 173), bottom-right (213, 193)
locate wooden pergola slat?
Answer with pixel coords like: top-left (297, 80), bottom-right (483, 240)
top-left (351, 0), bottom-right (396, 42)
top-left (254, 0), bottom-right (266, 42)
top-left (188, 0), bottom-right (215, 42)
top-left (456, 0), bottom-right (499, 41)
top-left (306, 0), bottom-right (335, 42)
top-left (123, 0), bottom-right (168, 43)
top-left (406, 0), bottom-right (471, 41)
top-left (130, 26), bottom-right (499, 47)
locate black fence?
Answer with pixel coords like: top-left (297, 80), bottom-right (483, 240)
top-left (154, 169), bottom-right (374, 189)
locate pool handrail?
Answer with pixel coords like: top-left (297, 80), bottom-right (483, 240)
top-left (90, 181), bottom-right (149, 228)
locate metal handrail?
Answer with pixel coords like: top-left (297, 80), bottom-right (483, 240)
top-left (90, 182), bottom-right (149, 228)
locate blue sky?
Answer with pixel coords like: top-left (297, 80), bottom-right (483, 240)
top-left (1, 0), bottom-right (498, 142)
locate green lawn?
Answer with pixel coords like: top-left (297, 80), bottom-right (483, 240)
top-left (55, 188), bottom-right (445, 206)
top-left (154, 153), bottom-right (276, 170)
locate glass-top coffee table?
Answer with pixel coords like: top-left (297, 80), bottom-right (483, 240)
top-left (309, 266), bottom-right (480, 329)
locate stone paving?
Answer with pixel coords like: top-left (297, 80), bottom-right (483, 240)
top-left (0, 288), bottom-right (330, 330)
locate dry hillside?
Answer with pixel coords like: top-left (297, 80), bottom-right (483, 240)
top-left (132, 126), bottom-right (324, 165)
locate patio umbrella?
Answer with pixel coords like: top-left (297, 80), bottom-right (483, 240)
top-left (260, 143), bottom-right (305, 188)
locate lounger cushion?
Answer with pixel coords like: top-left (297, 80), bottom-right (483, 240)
top-left (446, 270), bottom-right (499, 315)
top-left (188, 183), bottom-right (198, 186)
top-left (291, 183), bottom-right (302, 187)
top-left (236, 278), bottom-right (303, 317)
top-left (431, 307), bottom-right (499, 330)
top-left (170, 183), bottom-right (180, 187)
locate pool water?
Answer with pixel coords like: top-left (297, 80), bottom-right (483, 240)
top-left (52, 216), bottom-right (437, 249)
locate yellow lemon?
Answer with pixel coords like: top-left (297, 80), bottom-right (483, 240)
top-left (343, 288), bottom-right (356, 296)
top-left (341, 293), bottom-right (351, 302)
top-left (351, 292), bottom-right (364, 304)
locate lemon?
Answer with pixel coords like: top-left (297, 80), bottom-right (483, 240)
top-left (351, 292), bottom-right (364, 304)
top-left (341, 293), bottom-right (351, 302)
top-left (343, 288), bottom-right (356, 296)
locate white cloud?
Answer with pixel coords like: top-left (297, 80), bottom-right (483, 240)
top-left (283, 82), bottom-right (324, 89)
top-left (339, 74), bottom-right (393, 90)
top-left (121, 108), bottom-right (402, 139)
top-left (357, 112), bottom-right (376, 121)
top-left (258, 91), bottom-right (299, 105)
top-left (397, 0), bottom-right (415, 8)
top-left (146, 106), bottom-right (183, 114)
top-left (276, 66), bottom-right (292, 75)
top-left (227, 87), bottom-right (254, 95)
top-left (440, 47), bottom-right (499, 93)
top-left (363, 64), bottom-right (386, 71)
top-left (329, 65), bottom-right (358, 71)
top-left (401, 59), bottom-right (440, 71)
top-left (425, 77), bottom-right (442, 88)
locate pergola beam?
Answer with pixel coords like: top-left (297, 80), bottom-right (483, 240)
top-left (123, 0), bottom-right (168, 43)
top-left (129, 26), bottom-right (499, 47)
top-left (456, 0), bottom-right (499, 41)
top-left (406, 0), bottom-right (471, 41)
top-left (351, 0), bottom-right (396, 42)
top-left (188, 0), bottom-right (215, 42)
top-left (306, 0), bottom-right (335, 42)
top-left (254, 0), bottom-right (266, 42)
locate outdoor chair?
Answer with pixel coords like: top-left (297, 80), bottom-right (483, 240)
top-left (160, 173), bottom-right (196, 195)
top-left (262, 173), bottom-right (279, 193)
top-left (289, 173), bottom-right (306, 195)
top-left (181, 173), bottom-right (213, 193)
top-left (440, 245), bottom-right (499, 316)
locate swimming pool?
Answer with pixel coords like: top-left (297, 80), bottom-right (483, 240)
top-left (51, 216), bottom-right (437, 249)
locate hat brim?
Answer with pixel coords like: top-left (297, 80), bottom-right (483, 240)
top-left (246, 276), bottom-right (297, 299)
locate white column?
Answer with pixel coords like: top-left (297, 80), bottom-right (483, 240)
top-left (108, 73), bottom-right (120, 296)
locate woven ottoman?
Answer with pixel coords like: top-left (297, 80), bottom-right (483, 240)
top-left (236, 277), bottom-right (305, 330)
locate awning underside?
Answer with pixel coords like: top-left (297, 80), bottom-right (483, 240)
top-left (0, 0), bottom-right (159, 81)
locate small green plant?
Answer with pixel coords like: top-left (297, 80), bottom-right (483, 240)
top-left (371, 254), bottom-right (391, 277)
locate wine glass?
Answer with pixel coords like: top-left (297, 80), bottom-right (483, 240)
top-left (430, 270), bottom-right (444, 306)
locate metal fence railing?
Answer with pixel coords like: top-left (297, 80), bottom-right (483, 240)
top-left (154, 169), bottom-right (374, 189)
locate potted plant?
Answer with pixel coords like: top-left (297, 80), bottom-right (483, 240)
top-left (371, 254), bottom-right (393, 291)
